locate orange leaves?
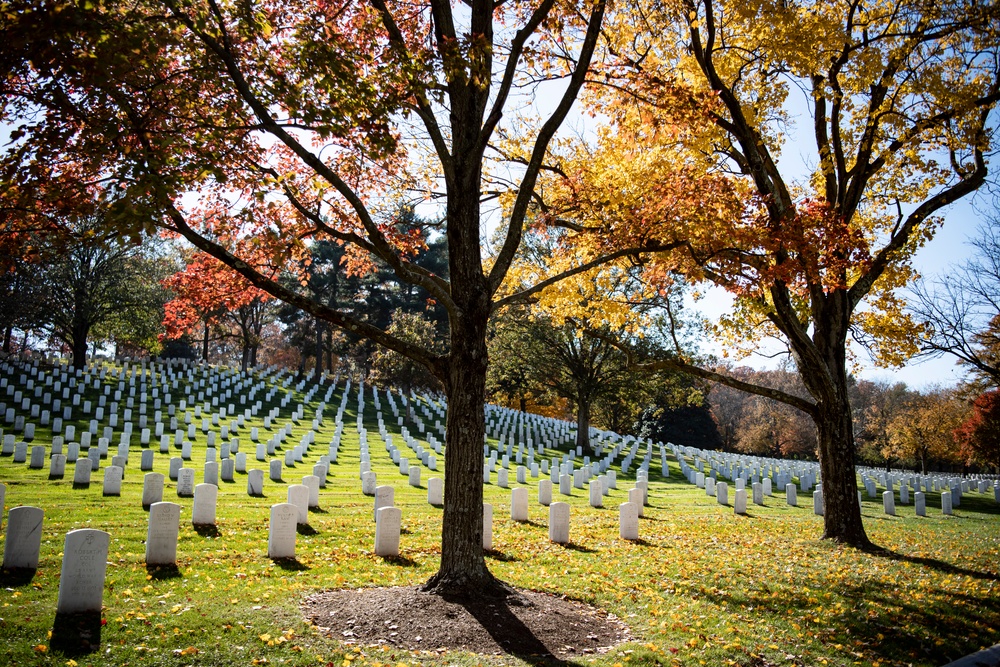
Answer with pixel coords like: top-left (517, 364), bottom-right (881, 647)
top-left (162, 251), bottom-right (273, 337)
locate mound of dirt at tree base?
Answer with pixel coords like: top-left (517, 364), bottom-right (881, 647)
top-left (302, 585), bottom-right (632, 660)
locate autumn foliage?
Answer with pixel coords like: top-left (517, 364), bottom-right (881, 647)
top-left (955, 390), bottom-right (1000, 472)
top-left (162, 252), bottom-right (271, 342)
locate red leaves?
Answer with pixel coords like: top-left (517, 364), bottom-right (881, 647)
top-left (161, 251), bottom-right (271, 338)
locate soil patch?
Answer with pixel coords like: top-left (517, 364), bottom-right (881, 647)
top-left (302, 585), bottom-right (631, 661)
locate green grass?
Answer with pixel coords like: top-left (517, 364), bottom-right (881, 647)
top-left (0, 361), bottom-right (998, 667)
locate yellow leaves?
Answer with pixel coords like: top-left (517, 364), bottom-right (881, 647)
top-left (174, 646), bottom-right (199, 657)
top-left (33, 644), bottom-right (47, 653)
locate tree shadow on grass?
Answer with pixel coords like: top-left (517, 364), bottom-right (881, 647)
top-left (272, 557), bottom-right (309, 571)
top-left (872, 547), bottom-right (999, 582)
top-left (145, 563), bottom-right (182, 580)
top-left (0, 567), bottom-right (36, 586)
top-left (50, 611), bottom-right (102, 656)
top-left (444, 592), bottom-right (580, 667)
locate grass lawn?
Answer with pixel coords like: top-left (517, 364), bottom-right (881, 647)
top-left (0, 361), bottom-right (998, 667)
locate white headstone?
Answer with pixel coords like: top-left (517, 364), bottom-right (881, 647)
top-left (203, 460), bottom-right (218, 486)
top-left (619, 502), bottom-right (639, 540)
top-left (786, 483), bottom-right (797, 507)
top-left (941, 489), bottom-right (953, 515)
top-left (287, 484), bottom-right (309, 525)
top-left (812, 489), bottom-right (824, 515)
top-left (56, 529), bottom-right (110, 614)
top-left (548, 502), bottom-right (570, 544)
top-left (374, 485), bottom-right (394, 522)
top-left (142, 472), bottom-right (165, 508)
top-left (734, 487), bottom-right (747, 515)
top-left (3, 506), bottom-right (43, 569)
top-left (49, 453), bottom-right (67, 478)
top-left (267, 503), bottom-right (297, 559)
top-left (883, 490), bottom-right (895, 516)
top-left (589, 479), bottom-right (603, 508)
top-left (269, 459), bottom-right (282, 482)
top-left (73, 458), bottom-right (92, 486)
top-left (538, 479), bottom-right (552, 506)
top-left (103, 466), bottom-right (123, 496)
top-left (717, 482), bottom-right (728, 506)
top-left (915, 491), bottom-right (926, 516)
top-left (482, 503), bottom-right (493, 551)
top-left (192, 484), bottom-right (218, 525)
top-left (559, 473), bottom-right (572, 496)
top-left (408, 466), bottom-right (421, 487)
top-left (221, 458), bottom-right (235, 482)
top-left (168, 457), bottom-right (182, 480)
top-left (628, 487), bottom-right (644, 517)
top-left (176, 468), bottom-right (195, 497)
top-left (247, 469), bottom-right (264, 496)
top-left (145, 502), bottom-right (181, 566)
top-left (511, 487), bottom-right (529, 522)
top-left (374, 506), bottom-right (402, 557)
top-left (29, 445), bottom-right (45, 468)
top-left (361, 471), bottom-right (377, 496)
top-left (428, 477), bottom-right (443, 506)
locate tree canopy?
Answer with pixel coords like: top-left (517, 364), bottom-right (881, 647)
top-left (529, 0), bottom-right (1000, 547)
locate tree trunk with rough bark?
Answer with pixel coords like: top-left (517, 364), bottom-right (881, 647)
top-left (576, 400), bottom-right (591, 452)
top-left (794, 291), bottom-right (872, 548)
top-left (70, 322), bottom-right (88, 370)
top-left (422, 137), bottom-right (508, 597)
top-left (202, 321), bottom-right (209, 362)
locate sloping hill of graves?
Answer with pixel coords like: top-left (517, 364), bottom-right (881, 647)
top-left (1, 356), bottom-right (999, 667)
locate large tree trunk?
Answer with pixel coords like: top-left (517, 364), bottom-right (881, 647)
top-left (423, 96), bottom-right (507, 595)
top-left (424, 317), bottom-right (499, 596)
top-left (814, 396), bottom-right (870, 547)
top-left (799, 292), bottom-right (872, 549)
top-left (575, 399), bottom-right (591, 452)
top-left (70, 321), bottom-right (89, 370)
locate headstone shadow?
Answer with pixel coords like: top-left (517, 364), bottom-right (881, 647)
top-left (192, 524), bottom-right (221, 538)
top-left (272, 557), bottom-right (309, 571)
top-left (485, 549), bottom-right (520, 562)
top-left (146, 563), bottom-right (182, 580)
top-left (558, 542), bottom-right (596, 554)
top-left (0, 567), bottom-right (37, 586)
top-left (378, 554), bottom-right (418, 567)
top-left (50, 610), bottom-right (102, 656)
top-left (297, 524), bottom-right (319, 536)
